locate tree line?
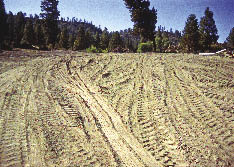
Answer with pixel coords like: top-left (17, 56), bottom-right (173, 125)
top-left (0, 0), bottom-right (233, 53)
top-left (181, 8), bottom-right (219, 53)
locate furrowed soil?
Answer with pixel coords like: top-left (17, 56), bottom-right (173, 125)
top-left (0, 50), bottom-right (233, 167)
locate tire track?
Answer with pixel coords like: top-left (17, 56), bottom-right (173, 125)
top-left (1, 52), bottom-right (233, 166)
top-left (170, 62), bottom-right (234, 166)
top-left (90, 55), bottom-right (113, 81)
top-left (0, 60), bottom-right (41, 167)
top-left (47, 60), bottom-right (120, 166)
top-left (61, 60), bottom-right (162, 167)
top-left (133, 56), bottom-right (188, 167)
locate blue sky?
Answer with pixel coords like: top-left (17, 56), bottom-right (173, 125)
top-left (4, 0), bottom-right (234, 42)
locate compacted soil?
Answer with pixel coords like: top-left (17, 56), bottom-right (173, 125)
top-left (0, 50), bottom-right (233, 167)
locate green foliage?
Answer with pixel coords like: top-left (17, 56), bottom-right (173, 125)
top-left (85, 29), bottom-right (94, 49)
top-left (6, 12), bottom-right (14, 46)
top-left (0, 0), bottom-right (7, 49)
top-left (100, 27), bottom-right (109, 50)
top-left (199, 7), bottom-right (219, 51)
top-left (210, 43), bottom-right (223, 52)
top-left (101, 48), bottom-right (109, 53)
top-left (125, 39), bottom-right (134, 52)
top-left (86, 45), bottom-right (97, 53)
top-left (108, 31), bottom-right (123, 52)
top-left (21, 19), bottom-right (34, 48)
top-left (47, 43), bottom-right (54, 50)
top-left (155, 30), bottom-right (171, 52)
top-left (1, 1), bottom-right (187, 53)
top-left (86, 45), bottom-right (102, 53)
top-left (14, 12), bottom-right (26, 47)
top-left (226, 27), bottom-right (234, 48)
top-left (86, 45), bottom-right (109, 53)
top-left (68, 34), bottom-right (75, 49)
top-left (181, 14), bottom-right (200, 53)
top-left (120, 28), bottom-right (139, 52)
top-left (155, 29), bottom-right (163, 52)
top-left (137, 42), bottom-right (153, 53)
top-left (40, 0), bottom-right (60, 47)
top-left (59, 27), bottom-right (69, 49)
top-left (162, 32), bottom-right (170, 51)
top-left (73, 26), bottom-right (86, 50)
top-left (124, 0), bottom-right (157, 50)
top-left (34, 19), bottom-right (45, 48)
top-left (94, 32), bottom-right (100, 48)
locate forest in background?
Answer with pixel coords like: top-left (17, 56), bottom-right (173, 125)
top-left (0, 0), bottom-right (233, 53)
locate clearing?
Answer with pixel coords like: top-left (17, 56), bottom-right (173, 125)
top-left (0, 50), bottom-right (233, 167)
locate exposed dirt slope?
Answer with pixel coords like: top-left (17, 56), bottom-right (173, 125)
top-left (0, 51), bottom-right (233, 167)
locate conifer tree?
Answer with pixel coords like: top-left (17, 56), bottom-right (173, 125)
top-left (68, 34), bottom-right (75, 50)
top-left (0, 0), bottom-right (7, 48)
top-left (100, 28), bottom-right (109, 50)
top-left (34, 19), bottom-right (45, 48)
top-left (124, 36), bottom-right (134, 52)
top-left (199, 7), bottom-right (219, 51)
top-left (40, 0), bottom-right (60, 48)
top-left (6, 11), bottom-right (14, 47)
top-left (175, 30), bottom-right (181, 39)
top-left (181, 14), bottom-right (200, 53)
top-left (108, 31), bottom-right (123, 51)
top-left (73, 26), bottom-right (86, 50)
top-left (14, 12), bottom-right (26, 47)
top-left (21, 19), bottom-right (34, 48)
top-left (124, 0), bottom-right (157, 51)
top-left (155, 28), bottom-right (163, 52)
top-left (226, 27), bottom-right (234, 48)
top-left (94, 32), bottom-right (100, 48)
top-left (162, 32), bottom-right (170, 51)
top-left (59, 27), bottom-right (69, 49)
top-left (85, 29), bottom-right (93, 49)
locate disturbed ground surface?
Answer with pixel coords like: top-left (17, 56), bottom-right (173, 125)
top-left (0, 50), bottom-right (233, 167)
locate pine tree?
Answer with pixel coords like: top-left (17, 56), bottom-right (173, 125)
top-left (174, 30), bottom-right (182, 48)
top-left (94, 32), bottom-right (100, 48)
top-left (21, 19), bottom-right (34, 48)
top-left (175, 30), bottom-right (181, 39)
top-left (59, 27), bottom-right (69, 49)
top-left (85, 29), bottom-right (93, 49)
top-left (108, 31), bottom-right (123, 51)
top-left (6, 11), bottom-right (14, 47)
top-left (155, 28), bottom-right (163, 52)
top-left (0, 0), bottom-right (7, 49)
top-left (226, 27), bottom-right (234, 48)
top-left (124, 0), bottom-right (157, 51)
top-left (181, 14), bottom-right (200, 53)
top-left (14, 12), bottom-right (26, 47)
top-left (199, 7), bottom-right (219, 51)
top-left (34, 19), bottom-right (45, 48)
top-left (68, 34), bottom-right (75, 50)
top-left (73, 26), bottom-right (86, 50)
top-left (162, 32), bottom-right (170, 51)
top-left (125, 39), bottom-right (134, 52)
top-left (100, 28), bottom-right (109, 50)
top-left (40, 0), bottom-right (60, 48)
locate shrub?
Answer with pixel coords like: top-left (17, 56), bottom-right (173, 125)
top-left (86, 45), bottom-right (108, 53)
top-left (137, 42), bottom-right (153, 53)
top-left (101, 48), bottom-right (109, 53)
top-left (86, 45), bottom-right (100, 53)
top-left (48, 44), bottom-right (54, 50)
top-left (210, 43), bottom-right (223, 52)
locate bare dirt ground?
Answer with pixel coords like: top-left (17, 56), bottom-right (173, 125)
top-left (0, 50), bottom-right (233, 167)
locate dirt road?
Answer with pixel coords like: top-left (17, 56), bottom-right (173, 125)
top-left (0, 51), bottom-right (233, 167)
